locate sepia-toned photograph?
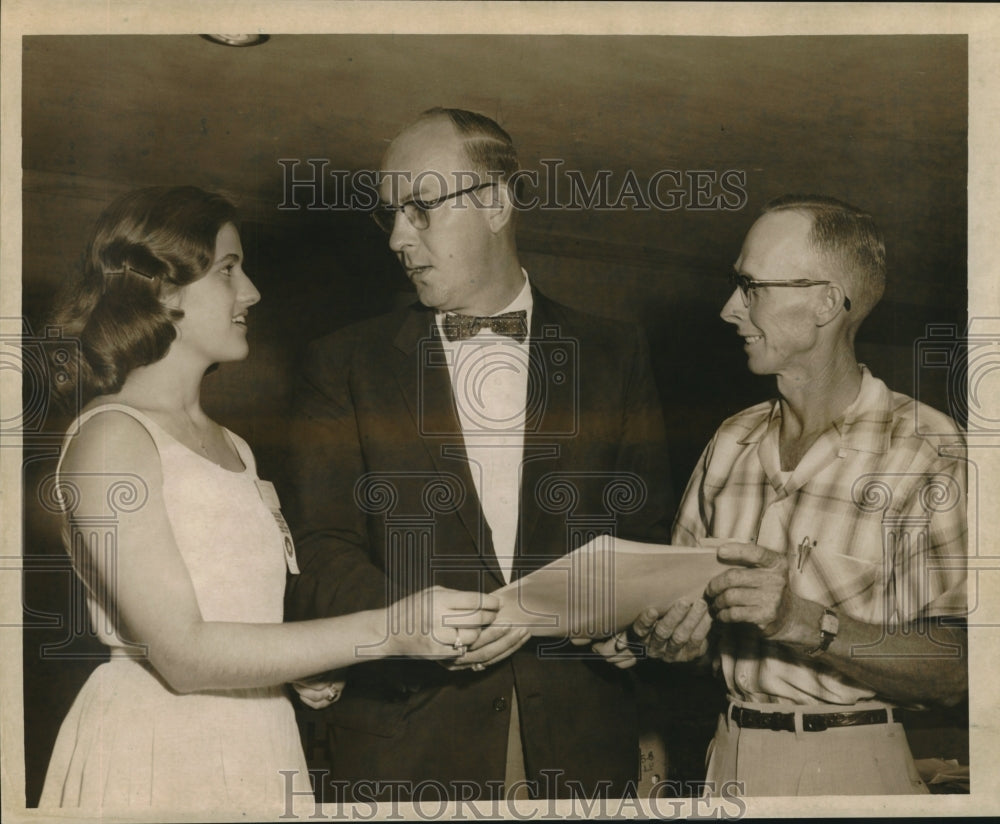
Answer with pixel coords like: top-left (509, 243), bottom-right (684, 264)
top-left (2, 2), bottom-right (998, 821)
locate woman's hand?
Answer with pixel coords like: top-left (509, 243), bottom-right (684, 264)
top-left (386, 586), bottom-right (500, 659)
top-left (440, 623), bottom-right (532, 672)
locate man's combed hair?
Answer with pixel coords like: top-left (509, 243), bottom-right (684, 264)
top-left (49, 186), bottom-right (237, 406)
top-left (420, 107), bottom-right (523, 201)
top-left (762, 194), bottom-right (886, 322)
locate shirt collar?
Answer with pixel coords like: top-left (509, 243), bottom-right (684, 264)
top-left (497, 268), bottom-right (533, 318)
top-left (737, 365), bottom-right (893, 455)
top-left (832, 365), bottom-right (893, 454)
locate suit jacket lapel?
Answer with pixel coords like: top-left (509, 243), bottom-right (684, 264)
top-left (391, 305), bottom-right (504, 585)
top-left (518, 291), bottom-right (570, 570)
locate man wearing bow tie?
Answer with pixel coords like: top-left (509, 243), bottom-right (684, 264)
top-left (284, 108), bottom-right (674, 802)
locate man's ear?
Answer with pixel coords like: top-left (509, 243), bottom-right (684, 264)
top-left (487, 181), bottom-right (517, 234)
top-left (815, 282), bottom-right (849, 327)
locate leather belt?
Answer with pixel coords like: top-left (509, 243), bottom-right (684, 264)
top-left (729, 704), bottom-right (892, 733)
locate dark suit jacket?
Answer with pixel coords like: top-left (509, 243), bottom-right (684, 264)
top-left (284, 287), bottom-right (673, 800)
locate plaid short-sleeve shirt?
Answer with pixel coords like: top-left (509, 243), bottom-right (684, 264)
top-left (673, 367), bottom-right (967, 705)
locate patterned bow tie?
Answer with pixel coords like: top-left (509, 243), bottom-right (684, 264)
top-left (441, 310), bottom-right (528, 343)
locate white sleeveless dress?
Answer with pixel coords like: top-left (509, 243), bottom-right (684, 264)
top-left (40, 404), bottom-right (312, 812)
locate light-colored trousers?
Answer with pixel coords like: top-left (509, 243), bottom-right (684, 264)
top-left (705, 699), bottom-right (929, 797)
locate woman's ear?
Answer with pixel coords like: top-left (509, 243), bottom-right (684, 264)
top-left (159, 280), bottom-right (185, 315)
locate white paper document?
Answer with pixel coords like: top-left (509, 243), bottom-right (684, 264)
top-left (495, 537), bottom-right (729, 637)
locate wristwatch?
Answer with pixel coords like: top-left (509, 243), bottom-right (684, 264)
top-left (806, 608), bottom-right (839, 656)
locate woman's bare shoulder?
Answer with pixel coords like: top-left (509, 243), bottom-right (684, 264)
top-left (61, 403), bottom-right (161, 480)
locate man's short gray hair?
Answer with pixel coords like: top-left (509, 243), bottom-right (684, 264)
top-left (763, 194), bottom-right (886, 322)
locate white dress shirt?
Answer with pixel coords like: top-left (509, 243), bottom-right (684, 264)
top-left (436, 272), bottom-right (533, 583)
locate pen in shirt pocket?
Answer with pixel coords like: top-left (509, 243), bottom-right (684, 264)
top-left (796, 537), bottom-right (817, 572)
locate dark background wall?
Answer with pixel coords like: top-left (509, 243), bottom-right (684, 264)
top-left (19, 34), bottom-right (969, 803)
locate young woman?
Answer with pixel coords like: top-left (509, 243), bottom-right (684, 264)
top-left (39, 186), bottom-right (496, 811)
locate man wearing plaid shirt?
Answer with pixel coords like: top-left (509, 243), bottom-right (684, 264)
top-left (618, 195), bottom-right (968, 796)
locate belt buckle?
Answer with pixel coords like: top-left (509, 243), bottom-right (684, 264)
top-left (733, 706), bottom-right (793, 732)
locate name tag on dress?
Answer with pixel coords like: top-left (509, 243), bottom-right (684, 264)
top-left (254, 480), bottom-right (300, 575)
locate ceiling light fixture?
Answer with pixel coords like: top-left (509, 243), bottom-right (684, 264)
top-left (200, 34), bottom-right (269, 47)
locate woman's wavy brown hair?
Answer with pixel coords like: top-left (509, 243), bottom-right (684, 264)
top-left (49, 186), bottom-right (237, 406)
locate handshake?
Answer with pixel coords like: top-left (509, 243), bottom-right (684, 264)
top-left (296, 536), bottom-right (795, 703)
top-left (294, 586), bottom-right (528, 708)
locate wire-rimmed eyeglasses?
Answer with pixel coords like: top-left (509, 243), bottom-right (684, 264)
top-left (729, 271), bottom-right (851, 311)
top-left (371, 182), bottom-right (497, 234)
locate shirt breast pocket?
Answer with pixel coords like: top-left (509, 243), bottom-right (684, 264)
top-left (795, 550), bottom-right (885, 625)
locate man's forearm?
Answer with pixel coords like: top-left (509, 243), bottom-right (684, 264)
top-left (772, 598), bottom-right (968, 705)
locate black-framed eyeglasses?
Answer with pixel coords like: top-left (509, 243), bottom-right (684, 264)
top-left (729, 271), bottom-right (851, 311)
top-left (371, 182), bottom-right (497, 234)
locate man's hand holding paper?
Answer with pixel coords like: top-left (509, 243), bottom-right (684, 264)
top-left (705, 540), bottom-right (821, 647)
top-left (494, 536), bottom-right (729, 640)
top-left (642, 598), bottom-right (713, 662)
top-left (639, 540), bottom-right (794, 661)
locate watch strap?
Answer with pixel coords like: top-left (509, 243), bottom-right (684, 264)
top-left (806, 608), bottom-right (838, 656)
